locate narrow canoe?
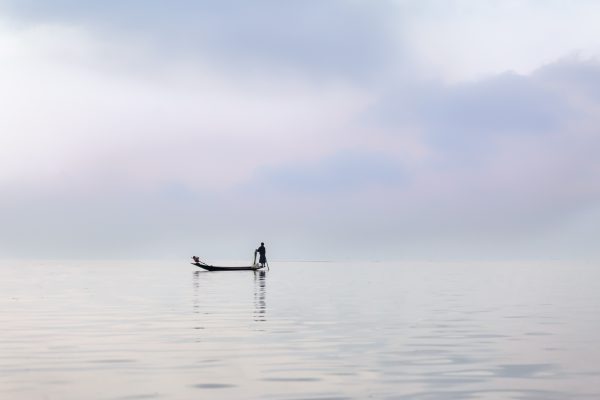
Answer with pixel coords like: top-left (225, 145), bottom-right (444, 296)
top-left (192, 262), bottom-right (265, 272)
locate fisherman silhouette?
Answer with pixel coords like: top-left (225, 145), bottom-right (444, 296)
top-left (255, 242), bottom-right (267, 267)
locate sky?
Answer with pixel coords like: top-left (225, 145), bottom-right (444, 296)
top-left (1, 0), bottom-right (600, 261)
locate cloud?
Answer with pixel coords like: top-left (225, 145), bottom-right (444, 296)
top-left (255, 151), bottom-right (406, 194)
top-left (0, 3), bottom-right (600, 260)
top-left (0, 0), bottom-right (397, 80)
top-left (398, 0), bottom-right (600, 81)
top-left (536, 57), bottom-right (600, 102)
top-left (233, 57), bottom-right (600, 259)
top-left (387, 60), bottom-right (600, 244)
top-left (0, 17), bottom-right (371, 189)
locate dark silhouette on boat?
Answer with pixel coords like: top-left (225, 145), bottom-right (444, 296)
top-left (255, 242), bottom-right (267, 267)
top-left (191, 256), bottom-right (266, 271)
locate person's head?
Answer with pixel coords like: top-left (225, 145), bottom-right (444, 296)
top-left (261, 242), bottom-right (264, 246)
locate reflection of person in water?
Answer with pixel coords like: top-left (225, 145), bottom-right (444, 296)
top-left (254, 270), bottom-right (267, 322)
top-left (255, 242), bottom-right (267, 267)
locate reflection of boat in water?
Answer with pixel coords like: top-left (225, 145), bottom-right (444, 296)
top-left (192, 262), bottom-right (265, 271)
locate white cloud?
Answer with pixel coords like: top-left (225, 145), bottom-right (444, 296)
top-left (1, 3), bottom-right (600, 259)
top-left (0, 19), bottom-right (370, 190)
top-left (399, 0), bottom-right (600, 81)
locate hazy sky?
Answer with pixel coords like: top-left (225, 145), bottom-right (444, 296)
top-left (1, 1), bottom-right (600, 260)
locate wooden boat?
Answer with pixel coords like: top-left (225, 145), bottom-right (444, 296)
top-left (192, 262), bottom-right (265, 272)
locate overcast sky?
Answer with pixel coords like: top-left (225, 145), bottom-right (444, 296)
top-left (1, 0), bottom-right (600, 260)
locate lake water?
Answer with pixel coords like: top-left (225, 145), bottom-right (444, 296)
top-left (1, 260), bottom-right (599, 400)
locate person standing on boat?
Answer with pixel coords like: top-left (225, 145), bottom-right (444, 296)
top-left (255, 242), bottom-right (267, 267)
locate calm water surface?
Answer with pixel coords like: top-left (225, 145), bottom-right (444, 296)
top-left (1, 260), bottom-right (599, 399)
